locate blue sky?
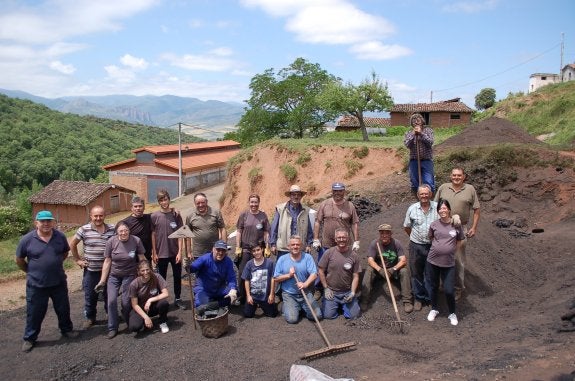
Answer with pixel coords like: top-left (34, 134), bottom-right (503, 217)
top-left (0, 0), bottom-right (573, 109)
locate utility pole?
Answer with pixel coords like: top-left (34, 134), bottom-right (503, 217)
top-left (430, 91), bottom-right (433, 103)
top-left (178, 122), bottom-right (183, 197)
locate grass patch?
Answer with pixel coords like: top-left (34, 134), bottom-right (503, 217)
top-left (344, 160), bottom-right (363, 179)
top-left (248, 167), bottom-right (263, 186)
top-left (295, 151), bottom-right (312, 167)
top-left (352, 146), bottom-right (369, 159)
top-left (280, 164), bottom-right (298, 182)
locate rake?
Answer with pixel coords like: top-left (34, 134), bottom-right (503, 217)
top-left (377, 242), bottom-right (409, 334)
top-left (293, 273), bottom-right (357, 360)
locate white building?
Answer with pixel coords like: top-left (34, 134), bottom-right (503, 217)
top-left (529, 62), bottom-right (575, 93)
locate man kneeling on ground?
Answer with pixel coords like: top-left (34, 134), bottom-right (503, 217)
top-left (318, 228), bottom-right (361, 319)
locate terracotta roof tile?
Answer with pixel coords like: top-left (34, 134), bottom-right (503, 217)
top-left (157, 149), bottom-right (241, 172)
top-left (133, 140), bottom-right (240, 155)
top-left (337, 116), bottom-right (391, 127)
top-left (29, 180), bottom-right (134, 206)
top-left (390, 99), bottom-right (473, 113)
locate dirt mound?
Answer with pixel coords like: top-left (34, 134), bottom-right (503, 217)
top-left (437, 116), bottom-right (542, 149)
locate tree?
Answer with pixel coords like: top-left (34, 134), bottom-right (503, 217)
top-left (475, 88), bottom-right (496, 110)
top-left (317, 71), bottom-right (394, 141)
top-left (235, 58), bottom-right (338, 145)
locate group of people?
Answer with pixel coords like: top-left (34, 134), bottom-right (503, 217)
top-left (15, 113), bottom-right (480, 352)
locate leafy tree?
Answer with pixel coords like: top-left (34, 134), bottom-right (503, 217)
top-left (235, 58), bottom-right (338, 145)
top-left (475, 88), bottom-right (496, 110)
top-left (318, 71), bottom-right (394, 141)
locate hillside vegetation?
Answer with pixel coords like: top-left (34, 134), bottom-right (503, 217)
top-left (477, 80), bottom-right (575, 148)
top-left (0, 94), bottom-right (201, 194)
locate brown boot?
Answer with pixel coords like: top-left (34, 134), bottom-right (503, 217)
top-left (403, 302), bottom-right (414, 314)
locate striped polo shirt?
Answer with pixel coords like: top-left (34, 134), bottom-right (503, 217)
top-left (74, 223), bottom-right (116, 271)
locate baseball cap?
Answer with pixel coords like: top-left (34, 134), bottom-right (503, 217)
top-left (377, 223), bottom-right (392, 231)
top-left (332, 182), bottom-right (346, 191)
top-left (214, 240), bottom-right (228, 250)
top-left (36, 210), bottom-right (55, 221)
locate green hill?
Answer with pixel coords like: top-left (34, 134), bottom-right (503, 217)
top-left (0, 94), bottom-right (201, 194)
top-left (477, 80), bottom-right (575, 149)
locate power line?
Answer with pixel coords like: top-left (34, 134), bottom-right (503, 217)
top-left (433, 42), bottom-right (561, 93)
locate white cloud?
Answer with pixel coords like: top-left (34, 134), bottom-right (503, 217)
top-left (104, 65), bottom-right (136, 83)
top-left (442, 0), bottom-right (499, 13)
top-left (240, 0), bottom-right (410, 61)
top-left (50, 61), bottom-right (76, 75)
top-left (120, 54), bottom-right (149, 70)
top-left (161, 47), bottom-right (239, 72)
top-left (349, 41), bottom-right (412, 60)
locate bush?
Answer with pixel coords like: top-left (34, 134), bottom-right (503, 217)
top-left (352, 146), bottom-right (369, 159)
top-left (0, 206), bottom-right (31, 240)
top-left (248, 167), bottom-right (263, 186)
top-left (344, 160), bottom-right (363, 179)
top-left (280, 164), bottom-right (298, 182)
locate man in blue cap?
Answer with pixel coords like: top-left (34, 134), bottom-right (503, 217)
top-left (189, 240), bottom-right (237, 307)
top-left (313, 182), bottom-right (360, 262)
top-left (16, 210), bottom-right (78, 352)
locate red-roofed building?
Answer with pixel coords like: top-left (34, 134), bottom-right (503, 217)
top-left (335, 116), bottom-right (391, 131)
top-left (103, 140), bottom-right (241, 202)
top-left (390, 98), bottom-right (474, 128)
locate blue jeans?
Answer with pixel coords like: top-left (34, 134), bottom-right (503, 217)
top-left (157, 256), bottom-right (182, 300)
top-left (409, 241), bottom-right (431, 303)
top-left (281, 290), bottom-right (322, 324)
top-left (322, 291), bottom-right (360, 320)
top-left (83, 269), bottom-right (107, 321)
top-left (106, 274), bottom-right (135, 332)
top-left (409, 159), bottom-right (435, 193)
top-left (425, 262), bottom-right (456, 314)
top-left (194, 289), bottom-right (230, 308)
top-left (24, 282), bottom-right (73, 342)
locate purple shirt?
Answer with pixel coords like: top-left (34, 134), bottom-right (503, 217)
top-left (427, 220), bottom-right (465, 267)
top-left (104, 235), bottom-right (145, 277)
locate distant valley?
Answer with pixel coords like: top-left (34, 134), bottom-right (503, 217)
top-left (0, 89), bottom-right (244, 140)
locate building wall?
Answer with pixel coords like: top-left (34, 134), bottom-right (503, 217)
top-left (529, 74), bottom-right (560, 93)
top-left (110, 174), bottom-right (148, 200)
top-left (562, 66), bottom-right (575, 82)
top-left (390, 112), bottom-right (471, 128)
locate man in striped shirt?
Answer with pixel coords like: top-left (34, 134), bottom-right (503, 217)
top-left (70, 205), bottom-right (116, 329)
top-left (403, 185), bottom-right (438, 311)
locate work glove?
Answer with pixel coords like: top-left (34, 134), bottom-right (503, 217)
top-left (235, 247), bottom-right (242, 257)
top-left (352, 241), bottom-right (360, 251)
top-left (324, 287), bottom-right (334, 301)
top-left (312, 239), bottom-right (321, 251)
top-left (387, 267), bottom-right (396, 276)
top-left (342, 291), bottom-right (355, 303)
top-left (264, 247), bottom-right (271, 258)
top-left (452, 214), bottom-right (461, 227)
top-left (94, 282), bottom-right (105, 293)
top-left (225, 289), bottom-right (238, 305)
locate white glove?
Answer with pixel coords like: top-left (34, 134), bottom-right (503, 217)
top-left (352, 241), bottom-right (360, 251)
top-left (312, 239), bottom-right (321, 250)
top-left (324, 287), bottom-right (334, 301)
top-left (452, 214), bottom-right (461, 227)
top-left (342, 291), bottom-right (355, 303)
top-left (225, 289), bottom-right (238, 305)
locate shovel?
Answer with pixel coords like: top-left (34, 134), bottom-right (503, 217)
top-left (293, 273), bottom-right (356, 360)
top-left (377, 242), bottom-right (409, 334)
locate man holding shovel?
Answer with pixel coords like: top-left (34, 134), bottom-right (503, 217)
top-left (360, 224), bottom-right (413, 313)
top-left (404, 113), bottom-right (435, 194)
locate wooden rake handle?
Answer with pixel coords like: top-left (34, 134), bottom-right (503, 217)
top-left (293, 273), bottom-right (332, 347)
top-left (376, 242), bottom-right (403, 323)
top-left (184, 240), bottom-right (197, 330)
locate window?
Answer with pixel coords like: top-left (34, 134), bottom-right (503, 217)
top-left (541, 76), bottom-right (547, 80)
top-left (450, 114), bottom-right (461, 120)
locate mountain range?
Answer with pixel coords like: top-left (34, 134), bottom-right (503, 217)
top-left (0, 89), bottom-right (245, 140)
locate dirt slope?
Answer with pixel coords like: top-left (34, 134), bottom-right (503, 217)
top-left (1, 118), bottom-right (575, 380)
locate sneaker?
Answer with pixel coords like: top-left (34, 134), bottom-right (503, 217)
top-left (414, 300), bottom-right (423, 311)
top-left (427, 309), bottom-right (439, 322)
top-left (21, 340), bottom-right (34, 353)
top-left (174, 299), bottom-right (186, 310)
top-left (159, 322), bottom-right (169, 334)
top-left (403, 302), bottom-right (414, 314)
top-left (82, 319), bottom-right (94, 330)
top-left (448, 313), bottom-right (459, 326)
top-left (61, 330), bottom-right (80, 339)
top-left (107, 330), bottom-right (117, 339)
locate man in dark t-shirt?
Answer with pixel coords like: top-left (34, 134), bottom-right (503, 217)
top-left (122, 196), bottom-right (153, 262)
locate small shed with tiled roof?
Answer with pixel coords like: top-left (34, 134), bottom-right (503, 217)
top-left (335, 116), bottom-right (391, 131)
top-left (390, 98), bottom-right (473, 128)
top-left (102, 140), bottom-right (241, 202)
top-left (29, 180), bottom-right (135, 226)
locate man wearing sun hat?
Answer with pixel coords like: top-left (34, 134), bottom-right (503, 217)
top-left (313, 182), bottom-right (360, 262)
top-left (16, 210), bottom-right (78, 352)
top-left (270, 185), bottom-right (313, 258)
